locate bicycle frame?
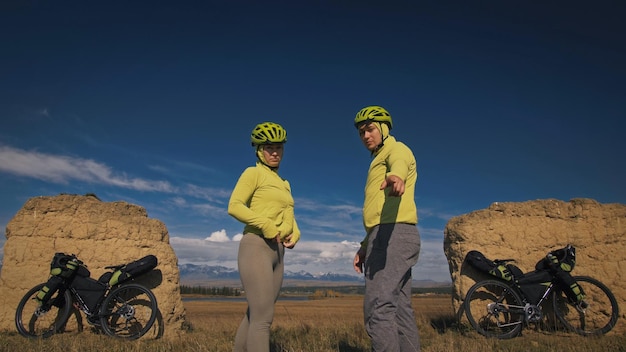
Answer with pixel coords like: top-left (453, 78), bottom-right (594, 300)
top-left (16, 253), bottom-right (160, 340)
top-left (492, 281), bottom-right (557, 328)
top-left (463, 246), bottom-right (619, 339)
top-left (68, 286), bottom-right (108, 317)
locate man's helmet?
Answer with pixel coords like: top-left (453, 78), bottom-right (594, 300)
top-left (250, 122), bottom-right (287, 146)
top-left (354, 106), bottom-right (393, 129)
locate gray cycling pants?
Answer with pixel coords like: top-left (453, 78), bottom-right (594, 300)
top-left (364, 223), bottom-right (421, 352)
top-left (233, 233), bottom-right (284, 352)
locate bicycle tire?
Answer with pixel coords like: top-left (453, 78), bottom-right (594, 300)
top-left (98, 283), bottom-right (158, 340)
top-left (464, 279), bottom-right (525, 339)
top-left (552, 275), bottom-right (619, 336)
top-left (15, 283), bottom-right (72, 338)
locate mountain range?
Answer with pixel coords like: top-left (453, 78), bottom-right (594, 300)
top-left (178, 263), bottom-right (363, 283)
top-left (177, 263), bottom-right (450, 287)
top-left (0, 262), bottom-right (448, 287)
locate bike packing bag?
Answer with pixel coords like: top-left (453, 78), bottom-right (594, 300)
top-left (36, 275), bottom-right (65, 305)
top-left (535, 245), bottom-right (576, 272)
top-left (516, 270), bottom-right (553, 305)
top-left (465, 250), bottom-right (496, 273)
top-left (464, 250), bottom-right (519, 282)
top-left (534, 246), bottom-right (584, 303)
top-left (553, 268), bottom-right (586, 303)
top-left (103, 254), bottom-right (158, 286)
top-left (50, 253), bottom-right (82, 279)
top-left (71, 275), bottom-right (107, 314)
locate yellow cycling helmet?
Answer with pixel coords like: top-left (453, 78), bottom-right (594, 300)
top-left (354, 105), bottom-right (393, 129)
top-left (250, 122), bottom-right (287, 146)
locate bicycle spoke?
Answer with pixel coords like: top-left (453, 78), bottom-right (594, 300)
top-left (553, 276), bottom-right (619, 335)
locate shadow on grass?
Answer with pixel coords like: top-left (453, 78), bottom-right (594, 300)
top-left (430, 314), bottom-right (472, 336)
top-left (336, 342), bottom-right (368, 352)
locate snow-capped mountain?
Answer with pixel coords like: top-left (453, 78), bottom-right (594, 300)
top-left (178, 263), bottom-right (363, 283)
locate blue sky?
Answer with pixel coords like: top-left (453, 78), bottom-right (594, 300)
top-left (1, 1), bottom-right (624, 283)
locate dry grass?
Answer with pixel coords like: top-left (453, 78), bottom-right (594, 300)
top-left (1, 294), bottom-right (624, 352)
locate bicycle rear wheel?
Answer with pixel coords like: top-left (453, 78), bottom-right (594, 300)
top-left (464, 279), bottom-right (525, 339)
top-left (98, 283), bottom-right (158, 340)
top-left (15, 283), bottom-right (72, 338)
top-left (552, 276), bottom-right (619, 335)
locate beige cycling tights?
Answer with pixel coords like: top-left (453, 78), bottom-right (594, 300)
top-left (233, 233), bottom-right (284, 352)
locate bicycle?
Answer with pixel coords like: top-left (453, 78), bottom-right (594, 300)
top-left (15, 253), bottom-right (159, 340)
top-left (463, 244), bottom-right (619, 339)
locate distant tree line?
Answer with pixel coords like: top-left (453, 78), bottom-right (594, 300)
top-left (281, 285), bottom-right (452, 296)
top-left (412, 286), bottom-right (453, 295)
top-left (309, 289), bottom-right (344, 299)
top-left (180, 285), bottom-right (241, 296)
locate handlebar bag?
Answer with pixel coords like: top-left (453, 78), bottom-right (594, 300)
top-left (50, 253), bottom-right (90, 278)
top-left (535, 245), bottom-right (576, 272)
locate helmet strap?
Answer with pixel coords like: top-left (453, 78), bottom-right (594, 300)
top-left (370, 122), bottom-right (389, 155)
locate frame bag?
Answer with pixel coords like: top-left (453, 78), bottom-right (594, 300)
top-left (72, 275), bottom-right (107, 314)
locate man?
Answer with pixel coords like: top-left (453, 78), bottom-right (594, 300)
top-left (352, 105), bottom-right (421, 351)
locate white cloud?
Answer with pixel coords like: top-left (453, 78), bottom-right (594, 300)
top-left (0, 146), bottom-right (176, 192)
top-left (183, 184), bottom-right (232, 202)
top-left (204, 229), bottom-right (230, 242)
top-left (0, 146), bottom-right (233, 218)
top-left (169, 236), bottom-right (239, 267)
top-left (169, 234), bottom-right (451, 282)
top-left (0, 145), bottom-right (452, 283)
top-left (413, 239), bottom-right (451, 282)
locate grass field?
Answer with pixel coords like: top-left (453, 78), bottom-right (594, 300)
top-left (1, 294), bottom-right (624, 352)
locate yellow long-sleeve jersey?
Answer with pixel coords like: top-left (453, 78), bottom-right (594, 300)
top-left (228, 162), bottom-right (301, 244)
top-left (362, 135), bottom-right (418, 234)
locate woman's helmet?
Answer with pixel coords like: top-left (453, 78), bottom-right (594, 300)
top-left (250, 122), bottom-right (287, 146)
top-left (354, 106), bottom-right (393, 129)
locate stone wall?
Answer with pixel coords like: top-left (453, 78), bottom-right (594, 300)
top-left (444, 198), bottom-right (625, 333)
top-left (0, 194), bottom-right (187, 339)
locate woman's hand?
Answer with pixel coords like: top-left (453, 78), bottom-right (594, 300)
top-left (282, 234), bottom-right (296, 249)
top-left (353, 247), bottom-right (366, 274)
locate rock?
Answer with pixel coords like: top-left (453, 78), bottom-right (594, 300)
top-left (0, 194), bottom-right (186, 339)
top-left (444, 198), bottom-right (626, 333)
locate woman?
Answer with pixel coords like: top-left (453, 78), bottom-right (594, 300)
top-left (227, 121), bottom-right (300, 352)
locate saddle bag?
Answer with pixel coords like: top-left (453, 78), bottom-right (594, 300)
top-left (98, 254), bottom-right (158, 286)
top-left (464, 250), bottom-right (521, 282)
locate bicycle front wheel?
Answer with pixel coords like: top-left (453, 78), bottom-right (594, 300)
top-left (464, 279), bottom-right (525, 339)
top-left (15, 283), bottom-right (72, 338)
top-left (552, 276), bottom-right (619, 336)
top-left (99, 283), bottom-right (158, 340)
